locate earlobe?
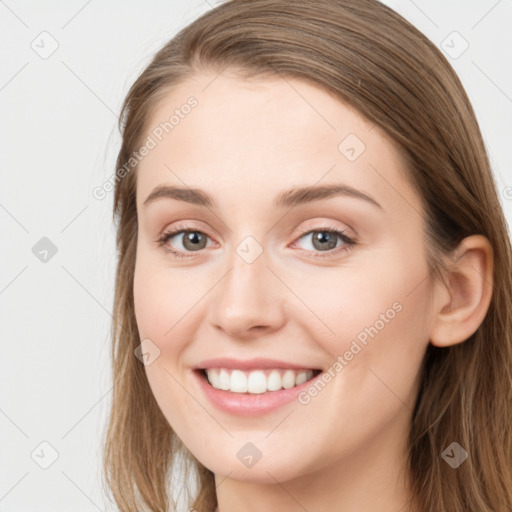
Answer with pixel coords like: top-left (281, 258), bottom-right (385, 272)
top-left (429, 235), bottom-right (493, 348)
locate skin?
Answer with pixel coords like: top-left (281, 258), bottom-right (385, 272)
top-left (133, 69), bottom-right (493, 512)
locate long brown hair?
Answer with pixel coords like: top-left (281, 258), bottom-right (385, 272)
top-left (102, 1), bottom-right (512, 510)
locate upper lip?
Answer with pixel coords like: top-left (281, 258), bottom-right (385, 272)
top-left (196, 357), bottom-right (321, 371)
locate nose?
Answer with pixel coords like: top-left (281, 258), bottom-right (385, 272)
top-left (210, 250), bottom-right (286, 340)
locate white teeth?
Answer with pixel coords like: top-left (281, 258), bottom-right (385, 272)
top-left (282, 369), bottom-right (296, 389)
top-left (218, 368), bottom-right (230, 390)
top-left (267, 370), bottom-right (282, 391)
top-left (247, 371), bottom-right (267, 394)
top-left (295, 371), bottom-right (308, 385)
top-left (204, 368), bottom-right (316, 394)
top-left (208, 368), bottom-right (220, 388)
top-left (230, 370), bottom-right (247, 392)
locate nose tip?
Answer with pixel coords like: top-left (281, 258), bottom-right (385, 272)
top-left (216, 306), bottom-right (272, 338)
top-left (210, 261), bottom-right (286, 339)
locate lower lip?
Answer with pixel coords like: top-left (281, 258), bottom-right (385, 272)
top-left (193, 369), bottom-right (320, 416)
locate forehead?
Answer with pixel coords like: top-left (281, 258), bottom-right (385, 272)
top-left (135, 71), bottom-right (421, 217)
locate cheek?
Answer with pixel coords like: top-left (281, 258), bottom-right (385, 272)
top-left (289, 262), bottom-right (429, 351)
top-left (289, 250), bottom-right (432, 405)
top-left (133, 255), bottom-right (203, 345)
top-left (133, 258), bottom-right (207, 436)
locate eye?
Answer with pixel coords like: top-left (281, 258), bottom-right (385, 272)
top-left (155, 224), bottom-right (356, 259)
top-left (156, 227), bottom-right (213, 259)
top-left (291, 226), bottom-right (356, 258)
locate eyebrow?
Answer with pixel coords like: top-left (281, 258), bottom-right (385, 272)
top-left (143, 184), bottom-right (383, 210)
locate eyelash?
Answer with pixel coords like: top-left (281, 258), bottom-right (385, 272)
top-left (155, 224), bottom-right (357, 260)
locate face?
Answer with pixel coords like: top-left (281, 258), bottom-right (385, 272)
top-left (133, 70), bottom-right (435, 484)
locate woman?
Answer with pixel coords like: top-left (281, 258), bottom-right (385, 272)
top-left (102, 1), bottom-right (512, 511)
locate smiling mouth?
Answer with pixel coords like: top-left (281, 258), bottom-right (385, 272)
top-left (197, 367), bottom-right (322, 394)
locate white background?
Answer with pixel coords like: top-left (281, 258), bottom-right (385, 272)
top-left (1, 1), bottom-right (511, 510)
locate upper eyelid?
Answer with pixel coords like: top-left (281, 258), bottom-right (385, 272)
top-left (162, 225), bottom-right (348, 238)
top-left (161, 218), bottom-right (354, 238)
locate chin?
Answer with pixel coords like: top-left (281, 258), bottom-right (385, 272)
top-left (196, 447), bottom-right (318, 485)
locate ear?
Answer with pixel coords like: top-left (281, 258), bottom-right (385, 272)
top-left (429, 235), bottom-right (493, 347)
